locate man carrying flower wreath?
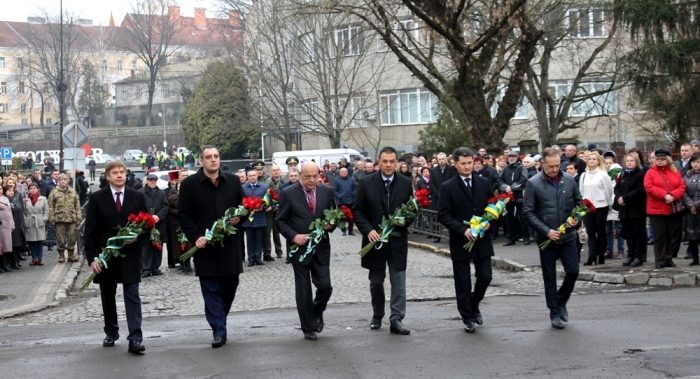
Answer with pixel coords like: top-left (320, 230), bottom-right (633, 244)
top-left (352, 146), bottom-right (414, 335)
top-left (437, 147), bottom-right (494, 334)
top-left (84, 160), bottom-right (149, 354)
top-left (178, 146), bottom-right (245, 348)
top-left (523, 148), bottom-right (582, 330)
top-left (276, 161), bottom-right (336, 341)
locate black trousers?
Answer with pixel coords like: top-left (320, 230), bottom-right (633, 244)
top-left (620, 216), bottom-right (647, 261)
top-left (539, 239), bottom-right (579, 319)
top-left (650, 215), bottom-right (677, 265)
top-left (583, 206), bottom-right (609, 261)
top-left (292, 254), bottom-right (333, 332)
top-left (452, 258), bottom-right (492, 322)
top-left (263, 211), bottom-right (282, 257)
top-left (199, 275), bottom-right (240, 338)
top-left (670, 215), bottom-right (684, 257)
top-left (505, 203), bottom-right (526, 242)
top-left (141, 238), bottom-right (162, 274)
top-left (100, 282), bottom-right (143, 342)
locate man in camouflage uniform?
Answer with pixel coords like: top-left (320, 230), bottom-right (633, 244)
top-left (281, 156), bottom-right (299, 184)
top-left (48, 173), bottom-right (82, 263)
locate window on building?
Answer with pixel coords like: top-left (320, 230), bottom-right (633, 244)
top-left (121, 89), bottom-right (128, 100)
top-left (297, 33), bottom-right (316, 64)
top-left (117, 60), bottom-right (123, 71)
top-left (102, 84), bottom-right (109, 94)
top-left (20, 103), bottom-right (26, 114)
top-left (551, 80), bottom-right (617, 116)
top-left (161, 84), bottom-right (169, 98)
top-left (46, 118), bottom-right (52, 124)
top-left (490, 87), bottom-right (529, 119)
top-left (17, 58), bottom-right (23, 71)
top-left (102, 60), bottom-right (108, 72)
top-left (0, 57), bottom-right (5, 69)
top-left (329, 25), bottom-right (364, 57)
top-left (567, 8), bottom-right (607, 38)
top-left (132, 60), bottom-right (137, 71)
top-left (18, 81), bottom-right (25, 94)
top-left (43, 82), bottom-right (49, 94)
top-left (136, 87), bottom-right (143, 99)
top-left (45, 102), bottom-right (51, 112)
top-left (335, 97), bottom-right (366, 128)
top-left (287, 100), bottom-right (320, 130)
top-left (0, 82), bottom-right (5, 94)
top-left (21, 118), bottom-right (28, 125)
top-left (379, 88), bottom-right (438, 125)
top-left (0, 104), bottom-right (5, 113)
top-left (41, 58), bottom-right (48, 71)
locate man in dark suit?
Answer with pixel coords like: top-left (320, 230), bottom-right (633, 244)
top-left (139, 174), bottom-right (169, 277)
top-left (430, 152), bottom-right (456, 190)
top-left (178, 146), bottom-right (245, 348)
top-left (352, 146), bottom-right (414, 335)
top-left (84, 161), bottom-right (149, 354)
top-left (437, 147), bottom-right (494, 333)
top-left (276, 161), bottom-right (336, 341)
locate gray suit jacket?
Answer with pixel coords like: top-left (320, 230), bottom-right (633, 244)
top-left (276, 183), bottom-right (336, 265)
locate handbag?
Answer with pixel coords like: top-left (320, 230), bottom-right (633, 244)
top-left (578, 227), bottom-right (588, 244)
top-left (655, 170), bottom-right (685, 215)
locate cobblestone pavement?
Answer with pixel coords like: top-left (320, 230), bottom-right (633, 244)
top-left (0, 233), bottom-right (647, 326)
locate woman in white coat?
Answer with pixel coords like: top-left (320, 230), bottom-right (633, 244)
top-left (23, 183), bottom-right (49, 266)
top-left (580, 151), bottom-right (614, 265)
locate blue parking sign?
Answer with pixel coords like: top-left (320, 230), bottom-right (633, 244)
top-left (0, 147), bottom-right (12, 159)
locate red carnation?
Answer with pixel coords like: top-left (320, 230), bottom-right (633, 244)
top-left (582, 198), bottom-right (596, 213)
top-left (340, 205), bottom-right (354, 223)
top-left (310, 203), bottom-right (315, 212)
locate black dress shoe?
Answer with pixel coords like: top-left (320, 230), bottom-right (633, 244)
top-left (475, 312), bottom-right (483, 326)
top-left (263, 256), bottom-right (275, 262)
top-left (151, 270), bottom-right (163, 276)
top-left (523, 240), bottom-right (531, 245)
top-left (276, 253), bottom-right (283, 258)
top-left (622, 258), bottom-right (633, 266)
top-left (211, 336), bottom-right (227, 348)
top-left (247, 262), bottom-right (255, 267)
top-left (348, 232), bottom-right (356, 236)
top-left (665, 261), bottom-right (677, 267)
top-left (655, 264), bottom-right (664, 269)
top-left (503, 241), bottom-right (515, 246)
top-left (560, 304), bottom-right (568, 322)
top-left (316, 313), bottom-right (324, 333)
top-left (684, 253), bottom-right (693, 259)
top-left (631, 258), bottom-right (642, 267)
top-left (370, 317), bottom-right (382, 330)
top-left (141, 272), bottom-right (152, 278)
top-left (128, 340), bottom-right (145, 353)
top-left (464, 321), bottom-right (475, 333)
top-left (304, 331), bottom-right (317, 340)
top-left (389, 319), bottom-right (410, 335)
top-left (255, 261), bottom-right (265, 266)
top-left (551, 317), bottom-right (565, 329)
top-left (103, 333), bottom-right (119, 347)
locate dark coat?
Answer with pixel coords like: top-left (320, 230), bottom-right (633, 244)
top-left (416, 177), bottom-right (438, 211)
top-left (139, 185), bottom-right (169, 238)
top-left (178, 169), bottom-right (245, 277)
top-left (613, 167), bottom-right (647, 219)
top-left (437, 175), bottom-right (495, 260)
top-left (84, 187), bottom-right (148, 284)
top-left (41, 179), bottom-right (57, 197)
top-left (333, 175), bottom-right (357, 205)
top-left (523, 171), bottom-right (582, 244)
top-left (276, 183), bottom-right (336, 266)
top-left (497, 162), bottom-right (528, 202)
top-left (430, 165), bottom-right (456, 190)
top-left (352, 172), bottom-right (414, 272)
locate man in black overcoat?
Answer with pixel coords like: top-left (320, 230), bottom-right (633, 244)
top-left (437, 147), bottom-right (494, 333)
top-left (178, 146), bottom-right (245, 348)
top-left (276, 161), bottom-right (336, 341)
top-left (84, 161), bottom-right (149, 354)
top-left (352, 146), bottom-right (414, 335)
top-left (139, 173), bottom-right (169, 277)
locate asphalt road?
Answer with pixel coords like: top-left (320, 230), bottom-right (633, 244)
top-left (0, 288), bottom-right (698, 378)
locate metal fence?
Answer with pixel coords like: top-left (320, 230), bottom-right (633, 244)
top-left (407, 209), bottom-right (449, 238)
top-left (76, 203), bottom-right (87, 259)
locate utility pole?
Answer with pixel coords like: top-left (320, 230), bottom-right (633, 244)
top-left (58, 0), bottom-right (66, 171)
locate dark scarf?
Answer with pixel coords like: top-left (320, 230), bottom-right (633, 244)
top-left (28, 191), bottom-right (40, 206)
top-left (145, 185), bottom-right (160, 198)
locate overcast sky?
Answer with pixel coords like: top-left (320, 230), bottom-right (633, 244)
top-left (5, 0), bottom-right (220, 26)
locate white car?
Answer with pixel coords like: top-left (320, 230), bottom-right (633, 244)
top-left (149, 170), bottom-right (197, 190)
top-left (122, 149), bottom-right (145, 161)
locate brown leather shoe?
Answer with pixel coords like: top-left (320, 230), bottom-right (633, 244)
top-left (58, 251), bottom-right (65, 263)
top-left (67, 250), bottom-right (78, 262)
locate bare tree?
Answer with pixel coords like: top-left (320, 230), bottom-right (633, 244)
top-left (119, 0), bottom-right (180, 126)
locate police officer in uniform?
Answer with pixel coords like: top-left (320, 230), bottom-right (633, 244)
top-left (281, 157), bottom-right (300, 184)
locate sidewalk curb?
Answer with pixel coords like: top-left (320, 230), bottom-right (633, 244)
top-left (408, 241), bottom-right (532, 273)
top-left (556, 268), bottom-right (698, 287)
top-left (0, 257), bottom-right (83, 320)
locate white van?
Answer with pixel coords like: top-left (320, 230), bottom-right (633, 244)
top-left (272, 148), bottom-right (366, 173)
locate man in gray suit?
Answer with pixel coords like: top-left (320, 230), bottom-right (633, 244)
top-left (276, 161), bottom-right (336, 341)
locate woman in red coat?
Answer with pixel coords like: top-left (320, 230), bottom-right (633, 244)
top-left (644, 148), bottom-right (686, 269)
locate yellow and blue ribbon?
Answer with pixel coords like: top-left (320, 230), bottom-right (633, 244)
top-left (485, 200), bottom-right (506, 219)
top-left (375, 225), bottom-right (395, 250)
top-left (296, 227), bottom-right (325, 262)
top-left (464, 216), bottom-right (488, 238)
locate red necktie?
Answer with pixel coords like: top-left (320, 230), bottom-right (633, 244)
top-left (116, 191), bottom-right (122, 212)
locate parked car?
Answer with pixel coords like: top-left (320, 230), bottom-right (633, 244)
top-left (150, 170), bottom-right (197, 190)
top-left (86, 154), bottom-right (115, 164)
top-left (121, 149), bottom-right (145, 161)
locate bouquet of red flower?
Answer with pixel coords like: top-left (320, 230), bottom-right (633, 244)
top-left (289, 206), bottom-right (353, 262)
top-left (242, 196), bottom-right (263, 222)
top-left (538, 198), bottom-right (596, 250)
top-left (463, 193), bottom-right (514, 252)
top-left (263, 188), bottom-right (279, 209)
top-left (358, 192), bottom-right (429, 257)
top-left (179, 204), bottom-right (250, 261)
top-left (80, 211), bottom-right (157, 290)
